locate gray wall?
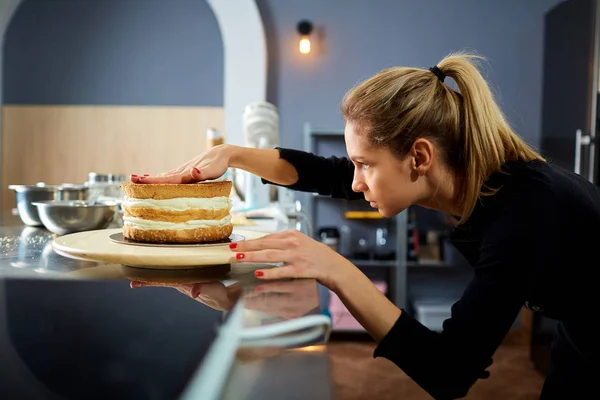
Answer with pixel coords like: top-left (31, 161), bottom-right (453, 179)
top-left (4, 0), bottom-right (223, 106)
top-left (4, 0), bottom-right (564, 145)
top-left (258, 0), bottom-right (564, 150)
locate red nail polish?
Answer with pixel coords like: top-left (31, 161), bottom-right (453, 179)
top-left (229, 243), bottom-right (237, 250)
top-left (143, 174), bottom-right (149, 176)
top-left (236, 253), bottom-right (245, 260)
top-left (194, 168), bottom-right (200, 174)
top-left (191, 285), bottom-right (201, 299)
top-left (255, 270), bottom-right (264, 277)
top-left (131, 174), bottom-right (138, 177)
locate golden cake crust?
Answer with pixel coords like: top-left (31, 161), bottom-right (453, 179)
top-left (122, 207), bottom-right (230, 223)
top-left (123, 224), bottom-right (233, 244)
top-left (120, 181), bottom-right (232, 200)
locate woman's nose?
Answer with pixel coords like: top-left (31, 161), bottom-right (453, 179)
top-left (352, 178), bottom-right (367, 193)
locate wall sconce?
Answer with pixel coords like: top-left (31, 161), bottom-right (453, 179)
top-left (297, 20), bottom-right (313, 54)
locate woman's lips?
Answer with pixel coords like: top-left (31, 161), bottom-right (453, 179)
top-left (369, 201), bottom-right (377, 208)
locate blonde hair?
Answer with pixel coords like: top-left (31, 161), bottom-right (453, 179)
top-left (341, 51), bottom-right (544, 224)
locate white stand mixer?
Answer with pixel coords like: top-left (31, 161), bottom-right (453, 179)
top-left (241, 101), bottom-right (279, 210)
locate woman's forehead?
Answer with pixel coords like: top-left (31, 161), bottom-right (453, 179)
top-left (344, 123), bottom-right (372, 157)
top-left (346, 126), bottom-right (396, 162)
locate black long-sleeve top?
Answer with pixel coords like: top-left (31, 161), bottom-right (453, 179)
top-left (263, 148), bottom-right (599, 399)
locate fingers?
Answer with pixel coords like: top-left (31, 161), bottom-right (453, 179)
top-left (163, 154), bottom-right (202, 175)
top-left (130, 174), bottom-right (149, 183)
top-left (230, 237), bottom-right (297, 252)
top-left (190, 167), bottom-right (202, 181)
top-left (254, 266), bottom-right (300, 280)
top-left (252, 280), bottom-right (297, 294)
top-left (190, 283), bottom-right (203, 298)
top-left (133, 169), bottom-right (197, 184)
top-left (230, 249), bottom-right (288, 264)
top-left (192, 281), bottom-right (227, 297)
top-left (130, 165), bottom-right (210, 184)
top-left (130, 281), bottom-right (162, 288)
top-left (136, 173), bottom-right (187, 184)
top-left (229, 230), bottom-right (302, 251)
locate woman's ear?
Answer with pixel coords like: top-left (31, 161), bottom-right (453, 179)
top-left (411, 138), bottom-right (434, 175)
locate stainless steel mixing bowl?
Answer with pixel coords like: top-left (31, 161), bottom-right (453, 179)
top-left (58, 184), bottom-right (89, 201)
top-left (9, 184), bottom-right (90, 227)
top-left (32, 200), bottom-right (117, 235)
top-left (8, 184), bottom-right (61, 226)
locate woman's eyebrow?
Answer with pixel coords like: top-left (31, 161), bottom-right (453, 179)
top-left (349, 155), bottom-right (366, 162)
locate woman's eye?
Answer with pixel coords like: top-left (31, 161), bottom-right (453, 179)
top-left (361, 163), bottom-right (369, 170)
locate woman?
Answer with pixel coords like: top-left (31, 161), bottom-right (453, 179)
top-left (132, 53), bottom-right (598, 399)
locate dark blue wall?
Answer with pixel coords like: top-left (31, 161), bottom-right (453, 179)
top-left (3, 0), bottom-right (223, 106)
top-left (258, 0), bottom-right (564, 148)
top-left (3, 0), bottom-right (564, 146)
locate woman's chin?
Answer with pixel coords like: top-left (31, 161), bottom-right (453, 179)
top-left (379, 206), bottom-right (407, 218)
top-left (377, 207), bottom-right (392, 218)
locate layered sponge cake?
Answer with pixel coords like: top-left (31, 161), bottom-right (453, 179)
top-left (120, 181), bottom-right (233, 244)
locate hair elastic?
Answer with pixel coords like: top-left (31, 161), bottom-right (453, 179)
top-left (429, 66), bottom-right (446, 83)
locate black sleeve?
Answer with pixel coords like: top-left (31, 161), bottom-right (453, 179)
top-left (374, 269), bottom-right (525, 399)
top-left (260, 147), bottom-right (364, 201)
top-left (373, 195), bottom-right (556, 399)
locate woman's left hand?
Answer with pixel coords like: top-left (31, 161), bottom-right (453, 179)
top-left (229, 229), bottom-right (351, 289)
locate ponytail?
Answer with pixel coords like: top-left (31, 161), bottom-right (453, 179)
top-left (342, 51), bottom-right (544, 223)
top-left (437, 52), bottom-right (544, 222)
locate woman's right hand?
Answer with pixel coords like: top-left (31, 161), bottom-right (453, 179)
top-left (131, 144), bottom-right (236, 184)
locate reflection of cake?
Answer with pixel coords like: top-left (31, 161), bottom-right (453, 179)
top-left (121, 264), bottom-right (231, 284)
top-left (120, 182), bottom-right (233, 244)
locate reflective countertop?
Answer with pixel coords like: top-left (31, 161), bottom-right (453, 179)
top-left (0, 213), bottom-right (334, 400)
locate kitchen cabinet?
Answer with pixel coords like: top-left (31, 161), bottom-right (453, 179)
top-left (534, 0), bottom-right (600, 374)
top-left (540, 0), bottom-right (599, 182)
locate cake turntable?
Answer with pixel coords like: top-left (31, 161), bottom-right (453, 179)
top-left (108, 232), bottom-right (246, 248)
top-left (52, 228), bottom-right (267, 269)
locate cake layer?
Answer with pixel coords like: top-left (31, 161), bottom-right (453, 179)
top-left (120, 181), bottom-right (232, 200)
top-left (123, 207), bottom-right (230, 223)
top-left (123, 215), bottom-right (232, 230)
top-left (122, 196), bottom-right (232, 211)
top-left (123, 224), bottom-right (233, 243)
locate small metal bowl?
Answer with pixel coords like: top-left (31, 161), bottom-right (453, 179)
top-left (58, 184), bottom-right (89, 201)
top-left (32, 200), bottom-right (117, 236)
top-left (9, 183), bottom-right (90, 227)
top-left (9, 184), bottom-right (61, 226)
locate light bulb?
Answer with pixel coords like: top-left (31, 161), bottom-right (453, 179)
top-left (299, 37), bottom-right (311, 54)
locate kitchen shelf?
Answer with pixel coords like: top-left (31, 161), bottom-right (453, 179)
top-left (407, 260), bottom-right (450, 268)
top-left (343, 211), bottom-right (383, 219)
top-left (303, 122), bottom-right (408, 309)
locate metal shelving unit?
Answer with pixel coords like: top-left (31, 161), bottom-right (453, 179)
top-left (302, 122), bottom-right (408, 309)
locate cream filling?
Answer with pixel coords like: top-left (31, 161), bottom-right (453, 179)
top-left (122, 196), bottom-right (232, 211)
top-left (123, 215), bottom-right (232, 230)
